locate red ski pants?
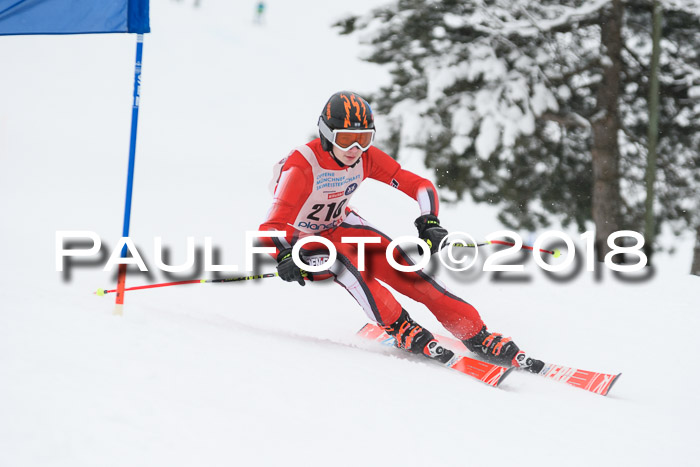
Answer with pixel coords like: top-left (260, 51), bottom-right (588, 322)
top-left (302, 212), bottom-right (484, 340)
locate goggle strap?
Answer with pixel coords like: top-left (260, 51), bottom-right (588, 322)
top-left (318, 117), bottom-right (335, 142)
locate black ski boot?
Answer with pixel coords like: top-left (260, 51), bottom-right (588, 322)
top-left (383, 309), bottom-right (455, 364)
top-left (463, 326), bottom-right (543, 373)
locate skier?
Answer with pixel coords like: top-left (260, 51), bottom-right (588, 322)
top-left (254, 2), bottom-right (265, 24)
top-left (259, 91), bottom-right (543, 373)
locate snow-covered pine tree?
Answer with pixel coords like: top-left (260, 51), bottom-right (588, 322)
top-left (336, 0), bottom-right (700, 270)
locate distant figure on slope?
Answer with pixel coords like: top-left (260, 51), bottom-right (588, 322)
top-left (254, 1), bottom-right (265, 25)
top-left (258, 91), bottom-right (544, 373)
top-left (172, 0), bottom-right (201, 8)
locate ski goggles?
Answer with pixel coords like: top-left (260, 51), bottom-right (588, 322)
top-left (319, 118), bottom-right (375, 151)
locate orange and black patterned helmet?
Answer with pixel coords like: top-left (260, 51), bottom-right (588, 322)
top-left (318, 91), bottom-right (375, 151)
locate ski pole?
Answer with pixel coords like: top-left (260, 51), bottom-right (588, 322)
top-left (489, 240), bottom-right (561, 257)
top-left (95, 273), bottom-right (279, 296)
top-left (451, 241), bottom-right (491, 248)
top-left (452, 240), bottom-right (561, 257)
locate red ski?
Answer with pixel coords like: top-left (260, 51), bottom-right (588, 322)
top-left (357, 323), bottom-right (513, 388)
top-left (535, 363), bottom-right (621, 396)
top-left (412, 329), bottom-right (622, 396)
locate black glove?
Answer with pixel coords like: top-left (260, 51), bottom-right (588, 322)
top-left (276, 249), bottom-right (306, 286)
top-left (414, 214), bottom-right (448, 255)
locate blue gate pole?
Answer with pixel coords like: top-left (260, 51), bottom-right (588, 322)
top-left (114, 33), bottom-right (144, 316)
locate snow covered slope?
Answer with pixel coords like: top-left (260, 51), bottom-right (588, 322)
top-left (1, 1), bottom-right (699, 466)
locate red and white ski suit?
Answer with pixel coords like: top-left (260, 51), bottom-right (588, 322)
top-left (259, 138), bottom-right (483, 340)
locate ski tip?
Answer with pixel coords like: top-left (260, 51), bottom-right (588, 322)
top-left (495, 366), bottom-right (516, 387)
top-left (601, 373), bottom-right (622, 396)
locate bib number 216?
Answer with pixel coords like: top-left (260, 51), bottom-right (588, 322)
top-left (307, 199), bottom-right (347, 222)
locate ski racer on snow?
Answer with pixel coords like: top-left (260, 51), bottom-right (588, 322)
top-left (259, 91), bottom-right (544, 373)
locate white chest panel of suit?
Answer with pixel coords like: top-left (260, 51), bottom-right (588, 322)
top-left (290, 144), bottom-right (364, 234)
